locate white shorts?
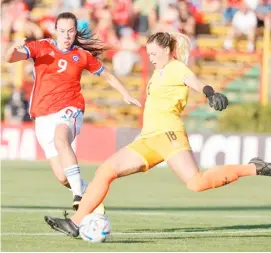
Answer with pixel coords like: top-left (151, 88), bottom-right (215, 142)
top-left (35, 107), bottom-right (83, 159)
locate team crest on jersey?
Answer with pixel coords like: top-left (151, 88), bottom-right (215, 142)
top-left (72, 55), bottom-right (80, 62)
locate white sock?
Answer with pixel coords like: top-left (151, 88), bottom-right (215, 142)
top-left (64, 165), bottom-right (82, 196)
top-left (81, 179), bottom-right (88, 194)
top-left (67, 179), bottom-right (88, 194)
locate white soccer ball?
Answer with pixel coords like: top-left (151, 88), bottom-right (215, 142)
top-left (79, 213), bottom-right (110, 243)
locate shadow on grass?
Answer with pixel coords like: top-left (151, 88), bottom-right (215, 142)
top-left (73, 238), bottom-right (152, 244)
top-left (131, 224), bottom-right (271, 233)
top-left (2, 205), bottom-right (271, 212)
top-left (141, 234), bottom-right (271, 240)
top-left (106, 240), bottom-right (153, 244)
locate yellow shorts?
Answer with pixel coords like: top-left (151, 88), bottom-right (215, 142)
top-left (127, 131), bottom-right (191, 171)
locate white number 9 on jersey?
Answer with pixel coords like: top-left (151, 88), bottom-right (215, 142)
top-left (57, 59), bottom-right (67, 73)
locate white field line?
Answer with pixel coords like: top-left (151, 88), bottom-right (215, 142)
top-left (1, 230), bottom-right (271, 237)
top-left (1, 208), bottom-right (271, 219)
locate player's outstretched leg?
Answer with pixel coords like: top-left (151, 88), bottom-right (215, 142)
top-left (44, 163), bottom-right (123, 236)
top-left (167, 150), bottom-right (270, 192)
top-left (44, 147), bottom-right (147, 235)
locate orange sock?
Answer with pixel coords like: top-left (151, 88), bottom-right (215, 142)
top-left (186, 164), bottom-right (256, 192)
top-left (71, 163), bottom-right (118, 225)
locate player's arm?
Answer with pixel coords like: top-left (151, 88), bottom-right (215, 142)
top-left (100, 69), bottom-right (142, 107)
top-left (184, 74), bottom-right (228, 111)
top-left (5, 39), bottom-right (29, 63)
top-left (86, 52), bottom-right (141, 106)
top-left (184, 73), bottom-right (205, 93)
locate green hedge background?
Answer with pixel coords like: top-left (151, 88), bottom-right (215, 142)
top-left (217, 103), bottom-right (271, 133)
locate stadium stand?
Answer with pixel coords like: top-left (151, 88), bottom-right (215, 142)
top-left (1, 0), bottom-right (269, 131)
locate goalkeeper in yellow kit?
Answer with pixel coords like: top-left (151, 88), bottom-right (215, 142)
top-left (45, 32), bottom-right (271, 237)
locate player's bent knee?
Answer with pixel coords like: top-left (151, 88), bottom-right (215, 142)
top-left (95, 163), bottom-right (118, 183)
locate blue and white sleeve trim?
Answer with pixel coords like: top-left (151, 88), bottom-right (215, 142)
top-left (93, 65), bottom-right (104, 75)
top-left (23, 46), bottom-right (31, 59)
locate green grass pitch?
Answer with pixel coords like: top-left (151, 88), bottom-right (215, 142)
top-left (1, 160), bottom-right (271, 251)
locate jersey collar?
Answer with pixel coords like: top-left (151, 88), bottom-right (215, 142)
top-left (53, 40), bottom-right (75, 53)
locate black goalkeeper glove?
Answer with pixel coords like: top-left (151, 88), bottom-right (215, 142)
top-left (203, 85), bottom-right (229, 111)
top-left (208, 93), bottom-right (228, 111)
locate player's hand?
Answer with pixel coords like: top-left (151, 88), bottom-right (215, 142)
top-left (207, 93), bottom-right (228, 111)
top-left (13, 38), bottom-right (27, 50)
top-left (123, 94), bottom-right (142, 107)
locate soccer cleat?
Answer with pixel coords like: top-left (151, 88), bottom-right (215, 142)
top-left (73, 195), bottom-right (82, 211)
top-left (249, 157), bottom-right (271, 176)
top-left (44, 215), bottom-right (79, 237)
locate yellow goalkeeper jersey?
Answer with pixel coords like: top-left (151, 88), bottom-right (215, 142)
top-left (140, 60), bottom-right (194, 138)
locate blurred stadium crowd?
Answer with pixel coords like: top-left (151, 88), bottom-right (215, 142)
top-left (1, 0), bottom-right (271, 127)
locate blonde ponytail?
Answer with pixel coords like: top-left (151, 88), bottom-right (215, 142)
top-left (170, 32), bottom-right (192, 64)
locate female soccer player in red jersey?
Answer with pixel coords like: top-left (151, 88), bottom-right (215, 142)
top-left (5, 12), bottom-right (141, 212)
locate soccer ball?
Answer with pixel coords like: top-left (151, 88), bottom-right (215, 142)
top-left (79, 213), bottom-right (110, 243)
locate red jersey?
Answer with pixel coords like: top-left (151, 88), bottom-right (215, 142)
top-left (24, 39), bottom-right (104, 118)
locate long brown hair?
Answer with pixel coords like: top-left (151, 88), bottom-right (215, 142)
top-left (55, 12), bottom-right (105, 57)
